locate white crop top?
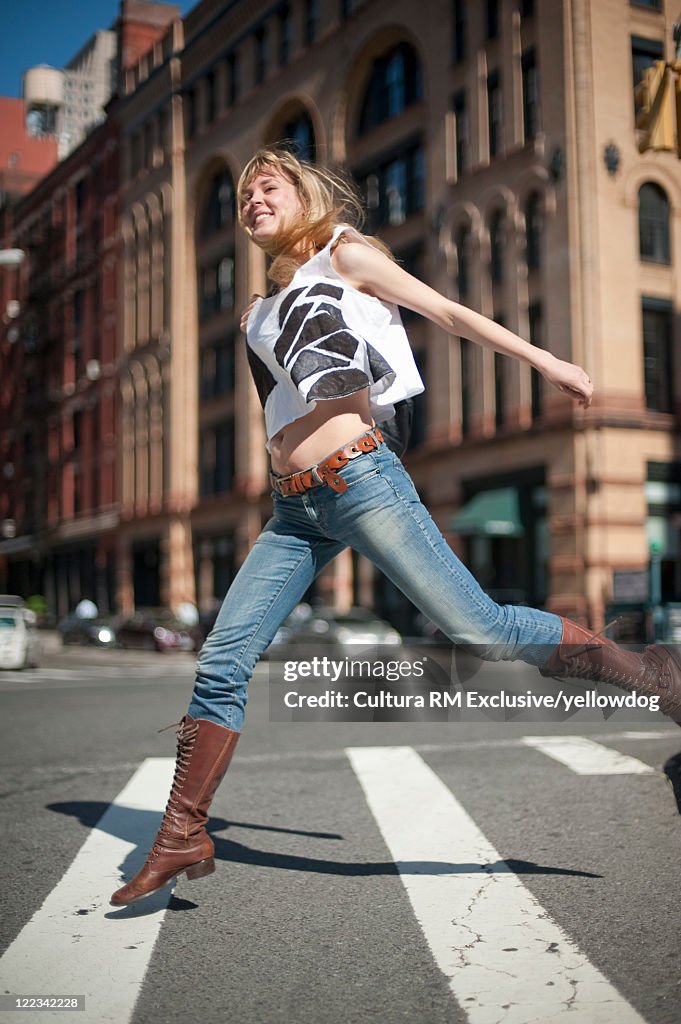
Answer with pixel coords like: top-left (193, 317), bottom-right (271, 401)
top-left (245, 225), bottom-right (425, 450)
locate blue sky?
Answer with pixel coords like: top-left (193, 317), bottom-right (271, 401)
top-left (0, 1), bottom-right (195, 98)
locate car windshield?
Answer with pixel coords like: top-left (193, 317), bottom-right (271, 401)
top-left (0, 615), bottom-right (18, 628)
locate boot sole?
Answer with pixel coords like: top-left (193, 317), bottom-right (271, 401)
top-left (110, 858), bottom-right (216, 907)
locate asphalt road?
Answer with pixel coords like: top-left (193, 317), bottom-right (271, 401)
top-left (1, 638), bottom-right (681, 1024)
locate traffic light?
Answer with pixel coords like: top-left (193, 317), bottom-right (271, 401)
top-left (635, 60), bottom-right (676, 153)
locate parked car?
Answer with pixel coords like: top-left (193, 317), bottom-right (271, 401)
top-left (116, 609), bottom-right (202, 652)
top-left (57, 613), bottom-right (119, 648)
top-left (267, 606), bottom-right (401, 658)
top-left (0, 604), bottom-right (41, 669)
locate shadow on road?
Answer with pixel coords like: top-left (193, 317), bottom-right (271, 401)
top-left (48, 799), bottom-right (602, 889)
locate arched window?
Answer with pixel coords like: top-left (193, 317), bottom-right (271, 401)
top-left (278, 110), bottom-right (316, 163)
top-left (525, 191), bottom-right (542, 270)
top-left (639, 182), bottom-right (670, 263)
top-left (199, 169), bottom-right (235, 238)
top-left (489, 209), bottom-right (504, 284)
top-left (359, 42), bottom-right (423, 134)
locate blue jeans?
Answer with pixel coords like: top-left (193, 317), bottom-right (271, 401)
top-left (188, 442), bottom-right (562, 730)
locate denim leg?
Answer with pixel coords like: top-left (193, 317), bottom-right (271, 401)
top-left (316, 446), bottom-right (562, 666)
top-left (188, 511), bottom-right (344, 730)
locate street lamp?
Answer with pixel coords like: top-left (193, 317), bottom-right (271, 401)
top-left (0, 249), bottom-right (25, 267)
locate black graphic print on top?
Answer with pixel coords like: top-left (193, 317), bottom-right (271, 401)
top-left (246, 344), bottom-right (277, 407)
top-left (267, 282), bottom-right (394, 403)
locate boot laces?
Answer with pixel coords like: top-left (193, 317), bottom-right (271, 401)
top-left (569, 630), bottom-right (672, 695)
top-left (568, 618), bottom-right (620, 658)
top-left (148, 717), bottom-right (199, 861)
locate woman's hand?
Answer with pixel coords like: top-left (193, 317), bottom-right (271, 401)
top-left (541, 355), bottom-right (593, 408)
top-left (240, 294), bottom-right (263, 333)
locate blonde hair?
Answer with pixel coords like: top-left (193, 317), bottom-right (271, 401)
top-left (237, 148), bottom-right (393, 288)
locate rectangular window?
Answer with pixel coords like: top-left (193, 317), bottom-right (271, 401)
top-left (639, 188), bottom-right (671, 263)
top-left (487, 0), bottom-right (500, 39)
top-left (494, 352), bottom-right (507, 430)
top-left (305, 0), bottom-right (319, 45)
top-left (452, 90), bottom-right (468, 177)
top-left (521, 49), bottom-right (539, 142)
top-left (72, 410), bottom-right (82, 452)
top-left (206, 69), bottom-right (217, 123)
top-left (200, 421), bottom-right (235, 496)
top-left (215, 419), bottom-right (235, 493)
top-left (144, 121), bottom-right (155, 169)
top-left (227, 53), bottom-right (240, 105)
top-left (200, 256), bottom-right (235, 320)
top-left (279, 6), bottom-right (292, 64)
top-left (487, 70), bottom-right (502, 158)
top-left (528, 301), bottom-right (544, 420)
top-left (631, 0), bottom-right (662, 8)
top-left (359, 142), bottom-right (425, 232)
top-left (199, 432), bottom-right (215, 497)
top-left (631, 35), bottom-right (664, 89)
top-left (75, 178), bottom-right (87, 217)
top-left (186, 89), bottom-right (198, 138)
top-left (460, 338), bottom-right (472, 437)
top-left (494, 315), bottom-right (507, 429)
top-left (217, 256), bottom-right (235, 311)
top-left (159, 107), bottom-right (170, 157)
top-left (201, 339), bottom-right (236, 400)
top-left (642, 298), bottom-right (674, 412)
top-left (130, 132), bottom-right (142, 175)
top-left (386, 159), bottom-right (408, 225)
top-left (452, 0), bottom-right (466, 63)
top-left (255, 27), bottom-right (267, 86)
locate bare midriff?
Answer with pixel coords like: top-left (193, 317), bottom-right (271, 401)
top-left (269, 389), bottom-right (374, 476)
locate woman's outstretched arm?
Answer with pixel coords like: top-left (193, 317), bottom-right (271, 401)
top-left (331, 239), bottom-right (593, 409)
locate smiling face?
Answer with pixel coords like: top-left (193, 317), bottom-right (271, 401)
top-left (239, 167), bottom-right (306, 246)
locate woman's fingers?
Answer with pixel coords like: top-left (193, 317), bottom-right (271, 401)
top-left (546, 359), bottom-right (592, 407)
top-left (240, 293), bottom-right (263, 332)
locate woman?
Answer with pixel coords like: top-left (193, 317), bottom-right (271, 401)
top-left (111, 149), bottom-right (681, 907)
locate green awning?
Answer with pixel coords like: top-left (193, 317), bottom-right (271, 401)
top-left (451, 487), bottom-right (524, 538)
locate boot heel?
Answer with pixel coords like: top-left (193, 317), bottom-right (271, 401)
top-left (185, 857), bottom-right (215, 881)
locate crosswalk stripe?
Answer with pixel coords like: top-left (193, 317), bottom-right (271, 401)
top-left (346, 745), bottom-right (647, 1024)
top-left (0, 758), bottom-right (176, 1022)
top-left (521, 735), bottom-right (656, 775)
top-left (0, 666), bottom-right (191, 683)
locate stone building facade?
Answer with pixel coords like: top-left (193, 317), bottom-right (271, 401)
top-left (2, 0), bottom-right (679, 634)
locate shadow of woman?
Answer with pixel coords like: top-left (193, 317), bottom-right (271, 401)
top-left (48, 800), bottom-right (602, 918)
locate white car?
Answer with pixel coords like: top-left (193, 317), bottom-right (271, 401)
top-left (0, 603), bottom-right (41, 670)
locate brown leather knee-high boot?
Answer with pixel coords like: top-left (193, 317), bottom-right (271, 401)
top-left (540, 618), bottom-right (681, 725)
top-left (111, 715), bottom-right (239, 906)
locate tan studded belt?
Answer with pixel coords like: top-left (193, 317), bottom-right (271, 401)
top-left (270, 428), bottom-right (384, 496)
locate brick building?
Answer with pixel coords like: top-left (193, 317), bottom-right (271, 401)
top-left (0, 1), bottom-right (177, 616)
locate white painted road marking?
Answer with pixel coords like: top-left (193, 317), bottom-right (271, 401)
top-left (0, 758), bottom-right (176, 1022)
top-left (347, 745), bottom-right (647, 1024)
top-left (521, 735), bottom-right (656, 775)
